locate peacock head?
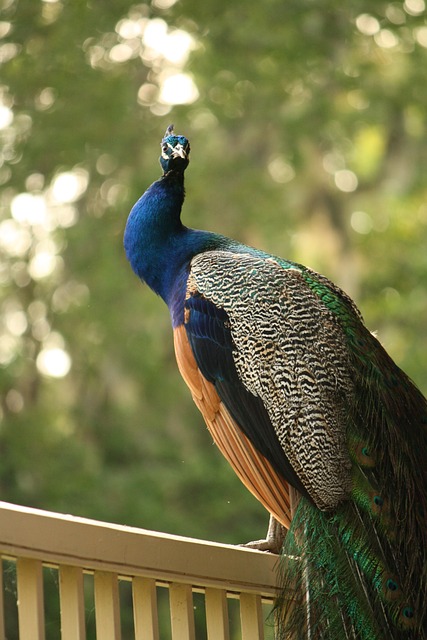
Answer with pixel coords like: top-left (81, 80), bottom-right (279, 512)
top-left (159, 124), bottom-right (190, 175)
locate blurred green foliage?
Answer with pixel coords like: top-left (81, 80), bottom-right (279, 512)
top-left (1, 0), bottom-right (427, 637)
top-left (0, 0), bottom-right (426, 564)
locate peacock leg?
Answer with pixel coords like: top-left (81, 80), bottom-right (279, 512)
top-left (242, 513), bottom-right (286, 554)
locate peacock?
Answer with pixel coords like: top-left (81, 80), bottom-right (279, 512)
top-left (124, 125), bottom-right (427, 640)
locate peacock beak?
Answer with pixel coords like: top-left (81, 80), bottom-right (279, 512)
top-left (171, 143), bottom-right (188, 159)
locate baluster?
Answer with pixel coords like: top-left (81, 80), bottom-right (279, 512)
top-left (240, 593), bottom-right (264, 640)
top-left (16, 558), bottom-right (45, 640)
top-left (94, 571), bottom-right (121, 640)
top-left (169, 583), bottom-right (195, 640)
top-left (205, 587), bottom-right (230, 640)
top-left (59, 565), bottom-right (86, 640)
top-left (133, 577), bottom-right (159, 640)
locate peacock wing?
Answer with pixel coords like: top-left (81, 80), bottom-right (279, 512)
top-left (173, 322), bottom-right (292, 528)
top-left (186, 249), bottom-right (355, 511)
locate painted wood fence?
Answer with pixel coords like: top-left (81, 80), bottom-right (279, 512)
top-left (0, 501), bottom-right (279, 639)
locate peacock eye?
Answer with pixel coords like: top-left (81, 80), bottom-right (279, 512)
top-left (162, 143), bottom-right (168, 152)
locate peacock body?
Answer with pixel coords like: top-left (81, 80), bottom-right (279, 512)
top-left (124, 126), bottom-right (427, 639)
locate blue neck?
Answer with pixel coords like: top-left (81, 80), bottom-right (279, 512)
top-left (124, 171), bottom-right (216, 309)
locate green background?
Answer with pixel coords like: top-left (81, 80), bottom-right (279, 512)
top-left (0, 0), bottom-right (426, 635)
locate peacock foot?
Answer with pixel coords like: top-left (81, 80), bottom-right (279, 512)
top-left (241, 514), bottom-right (286, 554)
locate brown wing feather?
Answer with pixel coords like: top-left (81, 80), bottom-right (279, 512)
top-left (174, 324), bottom-right (292, 528)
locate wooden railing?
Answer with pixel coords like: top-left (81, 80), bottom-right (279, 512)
top-left (0, 501), bottom-right (279, 639)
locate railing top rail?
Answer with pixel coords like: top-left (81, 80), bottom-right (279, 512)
top-left (0, 501), bottom-right (278, 598)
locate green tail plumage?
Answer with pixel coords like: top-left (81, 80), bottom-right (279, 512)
top-left (278, 499), bottom-right (421, 639)
top-left (276, 321), bottom-right (427, 640)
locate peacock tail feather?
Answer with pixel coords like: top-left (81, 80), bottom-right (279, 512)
top-left (276, 296), bottom-right (427, 639)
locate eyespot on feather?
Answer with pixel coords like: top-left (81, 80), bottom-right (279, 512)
top-left (396, 604), bottom-right (417, 629)
top-left (381, 574), bottom-right (401, 601)
top-left (353, 442), bottom-right (376, 468)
